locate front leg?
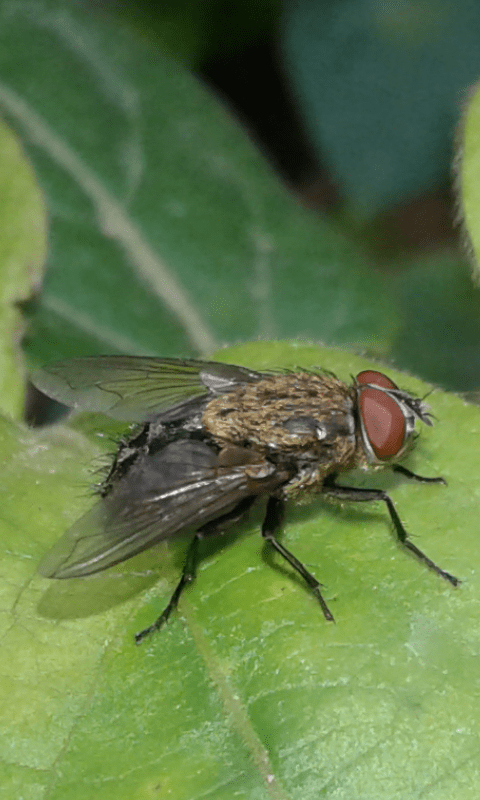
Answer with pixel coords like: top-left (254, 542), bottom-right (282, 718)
top-left (323, 474), bottom-right (459, 586)
top-left (392, 464), bottom-right (446, 485)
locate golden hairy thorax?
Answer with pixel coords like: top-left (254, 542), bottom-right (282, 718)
top-left (202, 373), bottom-right (363, 489)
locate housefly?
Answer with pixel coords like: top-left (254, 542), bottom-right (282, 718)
top-left (33, 356), bottom-right (458, 643)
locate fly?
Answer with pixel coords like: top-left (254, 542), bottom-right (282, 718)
top-left (33, 356), bottom-right (459, 643)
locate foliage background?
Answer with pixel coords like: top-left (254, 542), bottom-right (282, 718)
top-left (1, 0), bottom-right (480, 798)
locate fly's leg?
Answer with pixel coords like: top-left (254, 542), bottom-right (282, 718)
top-left (262, 495), bottom-right (335, 622)
top-left (392, 464), bottom-right (446, 485)
top-left (135, 533), bottom-right (201, 644)
top-left (323, 475), bottom-right (459, 586)
top-left (135, 496), bottom-right (256, 643)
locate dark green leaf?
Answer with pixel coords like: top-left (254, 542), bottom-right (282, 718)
top-left (0, 0), bottom-right (395, 363)
top-left (283, 0), bottom-right (480, 213)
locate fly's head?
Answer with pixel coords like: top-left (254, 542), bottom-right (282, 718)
top-left (354, 370), bottom-right (433, 465)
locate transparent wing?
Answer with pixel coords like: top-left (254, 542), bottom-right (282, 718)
top-left (39, 440), bottom-right (285, 579)
top-left (33, 356), bottom-right (263, 421)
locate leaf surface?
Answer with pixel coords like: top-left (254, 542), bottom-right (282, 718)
top-left (1, 342), bottom-right (479, 799)
top-left (0, 117), bottom-right (46, 417)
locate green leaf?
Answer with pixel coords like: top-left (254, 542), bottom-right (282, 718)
top-left (0, 116), bottom-right (46, 418)
top-left (1, 341), bottom-right (478, 799)
top-left (0, 0), bottom-right (395, 364)
top-left (390, 252), bottom-right (480, 391)
top-left (457, 79), bottom-right (480, 277)
top-left (283, 0), bottom-right (480, 213)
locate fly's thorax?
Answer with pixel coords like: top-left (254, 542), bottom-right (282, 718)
top-left (201, 372), bottom-right (358, 465)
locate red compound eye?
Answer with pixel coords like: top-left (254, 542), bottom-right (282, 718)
top-left (359, 387), bottom-right (406, 460)
top-left (356, 370), bottom-right (398, 390)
